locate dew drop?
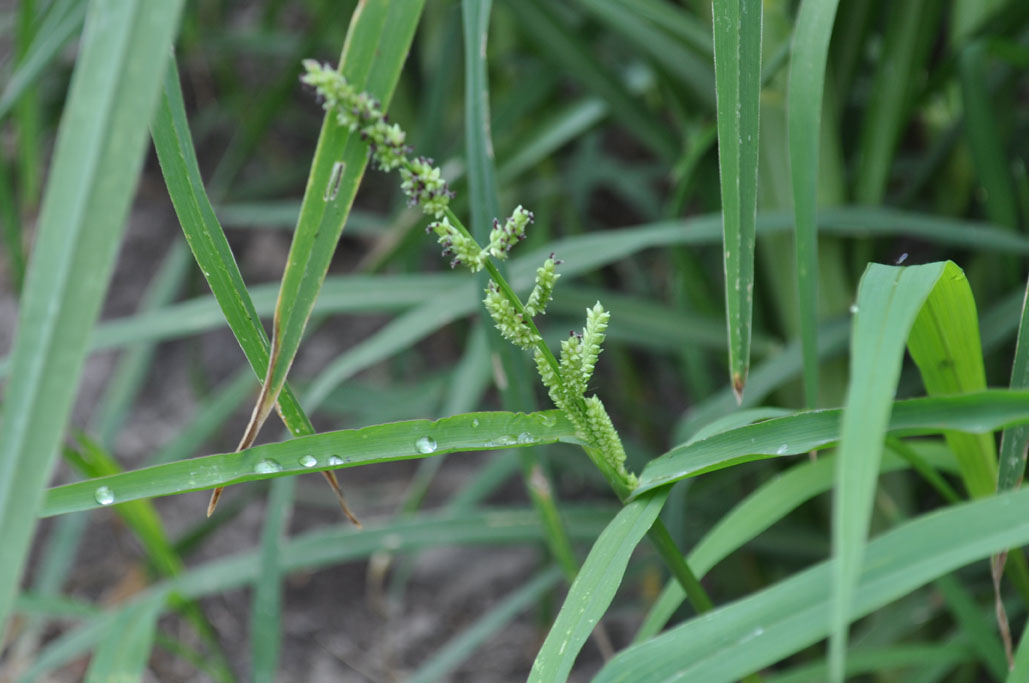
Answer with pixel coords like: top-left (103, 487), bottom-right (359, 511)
top-left (489, 434), bottom-right (518, 447)
top-left (776, 444), bottom-right (789, 455)
top-left (537, 413), bottom-right (557, 427)
top-left (94, 486), bottom-right (114, 506)
top-left (471, 418), bottom-right (480, 428)
top-left (328, 455), bottom-right (345, 466)
top-left (849, 304), bottom-right (859, 314)
top-left (300, 454), bottom-right (317, 468)
top-left (517, 432), bottom-right (535, 444)
top-left (415, 436), bottom-right (438, 454)
top-left (254, 459), bottom-right (282, 474)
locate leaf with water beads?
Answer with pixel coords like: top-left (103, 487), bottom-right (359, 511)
top-left (42, 411), bottom-right (579, 517)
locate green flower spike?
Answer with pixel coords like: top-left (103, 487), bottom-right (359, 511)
top-left (524, 255), bottom-right (560, 317)
top-left (559, 331), bottom-right (586, 400)
top-left (584, 395), bottom-right (636, 487)
top-left (579, 302), bottom-right (609, 387)
top-left (364, 119), bottom-right (407, 172)
top-left (399, 156), bottom-right (452, 218)
top-left (486, 205), bottom-right (533, 259)
top-left (301, 60), bottom-right (452, 216)
top-left (303, 63), bottom-right (636, 493)
top-left (429, 217), bottom-right (483, 271)
top-left (484, 282), bottom-right (539, 350)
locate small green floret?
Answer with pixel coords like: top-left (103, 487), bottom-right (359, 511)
top-left (429, 218), bottom-right (483, 271)
top-left (486, 205), bottom-right (533, 259)
top-left (524, 256), bottom-right (560, 317)
top-left (484, 283), bottom-right (539, 350)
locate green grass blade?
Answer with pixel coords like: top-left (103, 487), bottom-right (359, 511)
top-left (409, 566), bottom-right (564, 683)
top-left (529, 489), bottom-right (670, 683)
top-left (572, 0), bottom-right (715, 107)
top-left (853, 0), bottom-right (942, 204)
top-left (594, 486), bottom-right (1029, 682)
top-left (497, 96), bottom-right (609, 181)
top-left (712, 0), bottom-right (763, 399)
top-left (13, 0), bottom-right (43, 215)
top-left (994, 277), bottom-right (1029, 668)
top-left (998, 279), bottom-right (1029, 493)
top-left (906, 262), bottom-right (996, 497)
top-left (765, 643), bottom-right (972, 683)
top-left (504, 0), bottom-right (678, 162)
top-left (830, 261), bottom-right (979, 681)
top-left (1009, 618), bottom-right (1029, 681)
top-left (950, 0), bottom-right (1009, 44)
top-left (618, 0), bottom-right (713, 55)
top-left (14, 593), bottom-right (100, 620)
top-left (251, 476), bottom-right (295, 683)
top-left (83, 590), bottom-right (168, 683)
top-left (787, 0), bottom-right (841, 408)
top-left (244, 0), bottom-right (424, 449)
top-left (463, 0), bottom-right (501, 237)
top-left (635, 443), bottom-right (958, 642)
top-left (0, 0), bottom-right (184, 631)
top-left (151, 56), bottom-right (355, 519)
top-left (960, 40), bottom-right (1019, 230)
top-left (635, 390), bottom-right (1022, 495)
top-left (0, 152), bottom-right (25, 291)
top-left (88, 273), bottom-right (451, 351)
top-left (0, 0), bottom-right (86, 121)
top-left (151, 59), bottom-right (309, 429)
top-left (685, 407), bottom-right (794, 444)
top-left (42, 410), bottom-right (578, 516)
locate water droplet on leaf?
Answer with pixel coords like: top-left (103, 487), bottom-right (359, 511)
top-left (328, 455), bottom-right (344, 466)
top-left (254, 459), bottom-right (282, 474)
top-left (415, 436), bottom-right (438, 454)
top-left (300, 454), bottom-right (317, 468)
top-left (94, 486), bottom-right (114, 506)
top-left (490, 434), bottom-right (517, 447)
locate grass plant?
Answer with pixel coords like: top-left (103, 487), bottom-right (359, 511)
top-left (2, 0), bottom-right (1029, 680)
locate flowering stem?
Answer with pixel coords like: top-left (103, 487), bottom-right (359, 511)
top-left (442, 207), bottom-right (566, 382)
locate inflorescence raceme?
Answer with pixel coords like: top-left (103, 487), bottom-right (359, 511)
top-left (302, 60), bottom-right (636, 490)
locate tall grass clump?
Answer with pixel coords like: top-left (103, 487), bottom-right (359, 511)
top-left (2, 0), bottom-right (1029, 681)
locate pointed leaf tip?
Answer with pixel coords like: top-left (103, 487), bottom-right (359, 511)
top-left (732, 373), bottom-right (746, 405)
